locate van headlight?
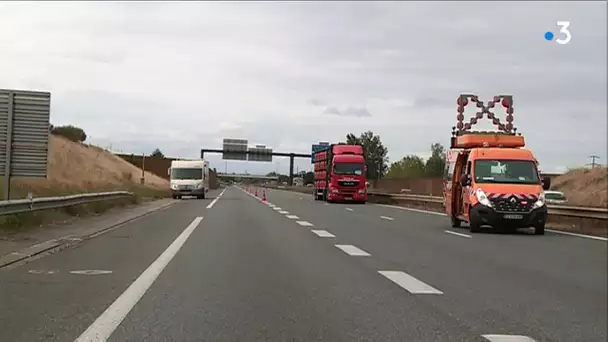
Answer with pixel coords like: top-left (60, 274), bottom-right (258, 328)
top-left (533, 191), bottom-right (546, 209)
top-left (475, 188), bottom-right (493, 207)
top-left (196, 183), bottom-right (203, 189)
top-left (171, 184), bottom-right (178, 190)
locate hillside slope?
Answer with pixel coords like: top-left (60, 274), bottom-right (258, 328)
top-left (552, 167), bottom-right (607, 208)
top-left (11, 135), bottom-right (169, 197)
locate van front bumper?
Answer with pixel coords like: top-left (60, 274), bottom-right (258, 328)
top-left (470, 203), bottom-right (548, 228)
top-left (172, 188), bottom-right (205, 196)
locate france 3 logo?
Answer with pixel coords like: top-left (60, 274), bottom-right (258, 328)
top-left (544, 21), bottom-right (571, 45)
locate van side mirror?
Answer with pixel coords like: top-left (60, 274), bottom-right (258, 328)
top-left (167, 168), bottom-right (171, 176)
top-left (460, 174), bottom-right (470, 187)
top-left (542, 176), bottom-right (551, 190)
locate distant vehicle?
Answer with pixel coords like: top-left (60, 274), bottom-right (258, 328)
top-left (313, 144), bottom-right (367, 203)
top-left (443, 94), bottom-right (550, 235)
top-left (168, 160), bottom-right (209, 199)
top-left (544, 190), bottom-right (567, 204)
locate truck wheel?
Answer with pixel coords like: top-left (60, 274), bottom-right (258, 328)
top-left (534, 224), bottom-right (545, 235)
top-left (451, 216), bottom-right (461, 228)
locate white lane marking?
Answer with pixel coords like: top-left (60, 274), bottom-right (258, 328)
top-left (482, 335), bottom-right (538, 342)
top-left (376, 203), bottom-right (607, 242)
top-left (278, 210), bottom-right (289, 214)
top-left (345, 207), bottom-right (354, 212)
top-left (75, 217), bottom-right (204, 342)
top-left (335, 244), bottom-right (370, 256)
top-left (324, 203), bottom-right (329, 205)
top-left (546, 229), bottom-right (608, 241)
top-left (273, 207), bottom-right (282, 211)
top-left (70, 270), bottom-right (113, 275)
top-left (29, 270), bottom-right (57, 274)
top-left (375, 204), bottom-right (447, 216)
top-left (378, 271), bottom-right (443, 294)
top-left (296, 221), bottom-right (314, 227)
top-left (311, 230), bottom-right (336, 238)
top-left (206, 189), bottom-right (226, 209)
top-left (380, 216), bottom-right (394, 221)
top-left (445, 230), bottom-right (472, 238)
top-left (286, 215), bottom-right (300, 219)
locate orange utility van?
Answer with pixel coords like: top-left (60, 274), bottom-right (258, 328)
top-left (443, 94), bottom-right (551, 234)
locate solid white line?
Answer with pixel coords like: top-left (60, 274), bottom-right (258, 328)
top-left (482, 335), bottom-right (538, 342)
top-left (546, 229), bottom-right (608, 241)
top-left (206, 189), bottom-right (225, 209)
top-left (75, 217), bottom-right (204, 342)
top-left (311, 230), bottom-right (336, 238)
top-left (445, 230), bottom-right (472, 238)
top-left (335, 244), bottom-right (370, 256)
top-left (286, 215), bottom-right (300, 219)
top-left (345, 208), bottom-right (354, 212)
top-left (380, 216), bottom-right (394, 221)
top-left (378, 270), bottom-right (443, 294)
top-left (278, 210), bottom-right (289, 214)
top-left (273, 207), bottom-right (282, 211)
top-left (296, 221), bottom-right (314, 227)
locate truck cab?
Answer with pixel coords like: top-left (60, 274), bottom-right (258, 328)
top-left (314, 144), bottom-right (367, 203)
top-left (443, 94), bottom-right (550, 235)
top-left (168, 160), bottom-right (209, 199)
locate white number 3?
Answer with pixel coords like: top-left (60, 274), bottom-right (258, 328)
top-left (556, 21), bottom-right (571, 45)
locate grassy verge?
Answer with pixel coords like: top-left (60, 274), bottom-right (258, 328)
top-left (0, 179), bottom-right (171, 232)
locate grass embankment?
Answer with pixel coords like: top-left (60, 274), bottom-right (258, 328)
top-left (0, 135), bottom-right (171, 231)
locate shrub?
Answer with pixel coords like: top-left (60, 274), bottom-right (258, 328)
top-left (51, 125), bottom-right (87, 142)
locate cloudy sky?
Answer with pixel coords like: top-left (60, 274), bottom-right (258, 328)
top-left (1, 1), bottom-right (606, 174)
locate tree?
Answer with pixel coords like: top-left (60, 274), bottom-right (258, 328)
top-left (424, 143), bottom-right (445, 177)
top-left (51, 125), bottom-right (87, 143)
top-left (150, 148), bottom-right (164, 158)
top-left (346, 131), bottom-right (389, 180)
top-left (386, 155), bottom-right (426, 178)
top-left (303, 171), bottom-right (314, 185)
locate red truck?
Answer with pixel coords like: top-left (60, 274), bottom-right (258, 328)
top-left (313, 144), bottom-right (367, 203)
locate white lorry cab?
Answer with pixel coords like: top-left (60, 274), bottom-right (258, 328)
top-left (168, 160), bottom-right (210, 199)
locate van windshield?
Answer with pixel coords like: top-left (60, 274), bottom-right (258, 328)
top-left (473, 160), bottom-right (540, 185)
top-left (171, 168), bottom-right (203, 180)
top-left (334, 163), bottom-right (364, 175)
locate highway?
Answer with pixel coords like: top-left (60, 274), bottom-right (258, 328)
top-left (0, 186), bottom-right (606, 342)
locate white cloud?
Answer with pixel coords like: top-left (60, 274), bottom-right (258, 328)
top-left (0, 1), bottom-right (605, 174)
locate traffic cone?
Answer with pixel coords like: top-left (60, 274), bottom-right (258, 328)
top-left (262, 190), bottom-right (267, 202)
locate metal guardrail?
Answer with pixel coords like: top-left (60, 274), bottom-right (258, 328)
top-left (368, 192), bottom-right (608, 220)
top-left (0, 191), bottom-right (134, 216)
top-left (263, 185), bottom-right (608, 220)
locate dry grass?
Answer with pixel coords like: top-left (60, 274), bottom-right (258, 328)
top-left (1, 135), bottom-right (171, 230)
top-left (552, 167), bottom-right (608, 208)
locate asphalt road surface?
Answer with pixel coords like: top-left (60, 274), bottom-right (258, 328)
top-left (0, 186), bottom-right (606, 342)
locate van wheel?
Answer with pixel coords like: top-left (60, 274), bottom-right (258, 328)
top-left (534, 224), bottom-right (545, 235)
top-left (172, 195), bottom-right (178, 199)
top-left (451, 216), bottom-right (461, 228)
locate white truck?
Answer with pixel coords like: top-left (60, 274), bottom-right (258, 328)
top-left (168, 160), bottom-right (210, 199)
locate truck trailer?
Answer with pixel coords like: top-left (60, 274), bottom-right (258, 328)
top-left (313, 144), bottom-right (367, 203)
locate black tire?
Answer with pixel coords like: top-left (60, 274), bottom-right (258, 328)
top-left (451, 216), bottom-right (462, 228)
top-left (172, 195), bottom-right (178, 199)
top-left (202, 192), bottom-right (206, 199)
top-left (534, 224), bottom-right (545, 235)
top-left (177, 195), bottom-right (182, 200)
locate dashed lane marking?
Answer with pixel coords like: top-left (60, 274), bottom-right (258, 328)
top-left (345, 208), bottom-right (353, 211)
top-left (296, 221), bottom-right (314, 227)
top-left (445, 230), bottom-right (472, 238)
top-left (378, 271), bottom-right (443, 295)
top-left (311, 230), bottom-right (336, 238)
top-left (286, 215), bottom-right (300, 219)
top-left (278, 210), bottom-right (289, 214)
top-left (273, 207), bottom-right (282, 211)
top-left (482, 335), bottom-right (538, 342)
top-left (335, 244), bottom-right (370, 256)
top-left (380, 216), bottom-right (394, 221)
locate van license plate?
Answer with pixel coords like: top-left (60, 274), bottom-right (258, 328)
top-left (503, 214), bottom-right (523, 219)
